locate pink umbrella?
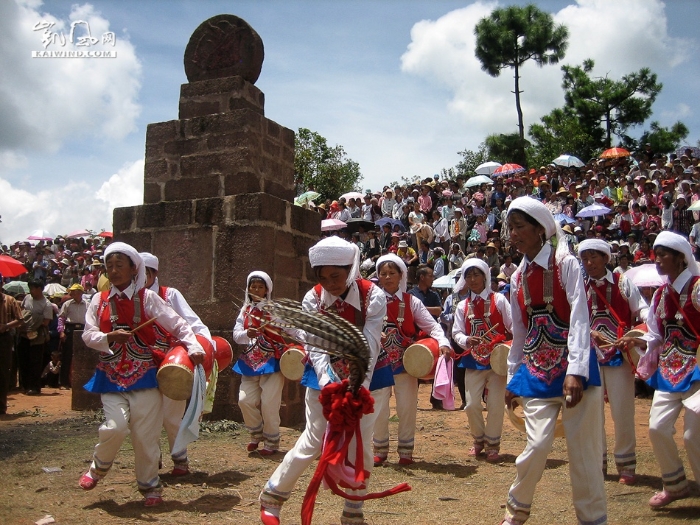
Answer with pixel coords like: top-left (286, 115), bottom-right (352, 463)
top-left (624, 264), bottom-right (665, 288)
top-left (493, 163), bottom-right (525, 176)
top-left (27, 229), bottom-right (54, 241)
top-left (321, 219), bottom-right (347, 232)
top-left (66, 229), bottom-right (91, 238)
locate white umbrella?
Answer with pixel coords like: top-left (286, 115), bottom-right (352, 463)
top-left (464, 175), bottom-right (494, 188)
top-left (552, 154), bottom-right (584, 168)
top-left (340, 191), bottom-right (365, 201)
top-left (432, 269), bottom-right (461, 289)
top-left (576, 203), bottom-right (611, 218)
top-left (28, 229), bottom-right (54, 241)
top-left (321, 218), bottom-right (347, 231)
top-left (624, 264), bottom-right (665, 288)
top-left (44, 283), bottom-right (67, 297)
top-left (688, 200), bottom-right (700, 212)
top-left (475, 161), bottom-right (502, 176)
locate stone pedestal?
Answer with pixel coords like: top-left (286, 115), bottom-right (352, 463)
top-left (71, 331), bottom-right (102, 411)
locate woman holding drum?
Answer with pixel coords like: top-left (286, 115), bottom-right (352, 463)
top-left (578, 239), bottom-right (648, 485)
top-left (452, 258), bottom-right (512, 462)
top-left (372, 253), bottom-right (450, 466)
top-left (501, 197), bottom-right (606, 525)
top-left (79, 243), bottom-right (205, 507)
top-left (233, 271), bottom-right (288, 456)
top-left (622, 231), bottom-right (700, 508)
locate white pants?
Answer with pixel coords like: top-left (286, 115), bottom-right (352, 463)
top-left (599, 362), bottom-right (636, 474)
top-left (373, 373), bottom-right (418, 459)
top-left (239, 372), bottom-right (284, 450)
top-left (505, 387), bottom-right (607, 525)
top-left (464, 368), bottom-right (506, 450)
top-left (90, 389), bottom-right (163, 495)
top-left (162, 395), bottom-right (188, 466)
top-left (261, 387), bottom-right (377, 524)
top-left (648, 381), bottom-right (700, 494)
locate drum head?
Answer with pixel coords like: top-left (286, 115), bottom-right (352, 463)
top-left (490, 344), bottom-right (509, 376)
top-left (403, 344), bottom-right (435, 379)
top-left (157, 365), bottom-right (194, 400)
top-left (624, 329), bottom-right (645, 367)
top-left (280, 348), bottom-right (305, 381)
top-left (508, 401), bottom-right (565, 438)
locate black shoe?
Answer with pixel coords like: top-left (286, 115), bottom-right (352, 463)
top-left (25, 390), bottom-right (40, 396)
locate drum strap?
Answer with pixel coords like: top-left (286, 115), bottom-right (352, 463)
top-left (108, 292), bottom-right (141, 331)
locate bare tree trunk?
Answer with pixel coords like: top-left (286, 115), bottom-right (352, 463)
top-left (513, 63), bottom-right (524, 141)
top-left (605, 110), bottom-right (612, 148)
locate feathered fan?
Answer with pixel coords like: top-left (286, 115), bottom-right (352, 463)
top-left (251, 297), bottom-right (371, 394)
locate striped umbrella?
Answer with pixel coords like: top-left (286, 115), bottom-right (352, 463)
top-left (600, 147), bottom-right (630, 159)
top-left (493, 163), bottom-right (525, 176)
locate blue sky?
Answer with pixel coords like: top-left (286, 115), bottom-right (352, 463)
top-left (1, 0), bottom-right (698, 244)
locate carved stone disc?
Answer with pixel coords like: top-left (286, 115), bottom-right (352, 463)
top-left (184, 14), bottom-right (264, 83)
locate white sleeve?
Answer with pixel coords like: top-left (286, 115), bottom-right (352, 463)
top-left (410, 295), bottom-right (449, 347)
top-left (82, 293), bottom-right (111, 354)
top-left (143, 289), bottom-right (204, 356)
top-left (302, 290), bottom-right (332, 387)
top-left (619, 274), bottom-right (649, 324)
top-left (560, 255), bottom-right (591, 379)
top-left (494, 293), bottom-right (513, 334)
top-left (362, 285), bottom-right (387, 389)
top-left (166, 288), bottom-right (212, 343)
top-left (507, 267), bottom-right (526, 381)
top-left (232, 308), bottom-right (250, 345)
top-left (451, 300), bottom-right (468, 350)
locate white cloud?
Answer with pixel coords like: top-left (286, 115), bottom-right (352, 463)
top-left (660, 102), bottom-right (692, 122)
top-left (400, 0), bottom-right (693, 141)
top-left (0, 0), bottom-right (142, 154)
top-left (0, 158), bottom-right (143, 245)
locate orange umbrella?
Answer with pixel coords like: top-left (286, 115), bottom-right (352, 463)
top-left (600, 147), bottom-right (630, 159)
top-left (98, 231), bottom-right (113, 238)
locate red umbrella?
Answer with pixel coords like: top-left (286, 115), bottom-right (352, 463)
top-left (493, 163), bottom-right (525, 176)
top-left (98, 231), bottom-right (113, 238)
top-left (600, 147), bottom-right (630, 159)
top-left (0, 255), bottom-right (28, 278)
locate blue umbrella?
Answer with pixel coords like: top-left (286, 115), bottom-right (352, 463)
top-left (375, 217), bottom-right (405, 231)
top-left (554, 213), bottom-right (576, 225)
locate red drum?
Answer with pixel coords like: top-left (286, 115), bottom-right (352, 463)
top-left (157, 335), bottom-right (215, 401)
top-left (211, 336), bottom-right (233, 371)
top-left (280, 344), bottom-right (306, 381)
top-left (403, 337), bottom-right (440, 379)
top-left (490, 342), bottom-right (512, 377)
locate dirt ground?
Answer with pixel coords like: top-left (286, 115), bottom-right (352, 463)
top-left (1, 385), bottom-right (698, 525)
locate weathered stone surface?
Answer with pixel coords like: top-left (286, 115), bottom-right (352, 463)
top-left (231, 193), bottom-right (287, 225)
top-left (223, 171), bottom-right (261, 195)
top-left (194, 197), bottom-right (224, 226)
top-left (71, 332), bottom-right (101, 411)
top-left (144, 158), bottom-right (169, 183)
top-left (113, 206), bottom-right (137, 233)
top-left (183, 108), bottom-right (264, 138)
top-left (184, 15), bottom-right (264, 84)
top-left (178, 100), bottom-right (222, 120)
top-left (137, 201), bottom-right (194, 229)
top-left (143, 182), bottom-right (163, 204)
top-left (164, 175), bottom-right (221, 201)
top-left (116, 232), bottom-right (153, 253)
top-left (153, 228), bottom-right (214, 306)
top-left (290, 205), bottom-right (321, 235)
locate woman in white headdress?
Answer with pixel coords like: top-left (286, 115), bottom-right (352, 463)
top-left (233, 271), bottom-right (286, 455)
top-left (79, 242), bottom-right (205, 507)
top-left (372, 253), bottom-right (450, 466)
top-left (452, 258), bottom-right (512, 463)
top-left (260, 236), bottom-right (386, 525)
top-left (621, 231), bottom-right (700, 508)
top-left (500, 197), bottom-right (607, 525)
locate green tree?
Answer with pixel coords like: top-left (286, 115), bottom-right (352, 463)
top-left (562, 59), bottom-right (663, 148)
top-left (452, 142), bottom-right (488, 178)
top-left (294, 128), bottom-right (362, 202)
top-left (637, 121), bottom-right (689, 156)
top-left (528, 107), bottom-right (599, 167)
top-left (474, 4), bottom-right (568, 144)
top-left (484, 132), bottom-right (529, 167)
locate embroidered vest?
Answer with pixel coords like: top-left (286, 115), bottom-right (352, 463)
top-left (240, 305), bottom-right (287, 371)
top-left (463, 292), bottom-right (506, 366)
top-left (516, 255), bottom-right (571, 385)
top-left (95, 289), bottom-right (157, 389)
top-left (383, 292), bottom-right (418, 373)
top-left (587, 273), bottom-right (633, 364)
top-left (152, 286), bottom-right (174, 350)
top-left (313, 279), bottom-right (374, 380)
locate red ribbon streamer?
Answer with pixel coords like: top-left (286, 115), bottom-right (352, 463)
top-left (300, 380), bottom-right (411, 525)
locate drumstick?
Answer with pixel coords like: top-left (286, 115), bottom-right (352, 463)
top-left (130, 317), bottom-right (158, 334)
top-left (479, 324), bottom-right (500, 341)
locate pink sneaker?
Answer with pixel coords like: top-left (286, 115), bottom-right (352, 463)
top-left (619, 473), bottom-right (636, 485)
top-left (260, 507), bottom-right (280, 525)
top-left (144, 495), bottom-right (163, 507)
top-left (468, 444), bottom-right (484, 457)
top-left (170, 466), bottom-right (189, 476)
top-left (398, 457), bottom-right (415, 466)
top-left (373, 455), bottom-right (387, 466)
top-left (79, 472), bottom-right (99, 490)
top-left (259, 448), bottom-right (277, 456)
top-left (649, 488), bottom-right (690, 508)
top-left (485, 450), bottom-right (502, 463)
top-left (247, 442), bottom-right (260, 452)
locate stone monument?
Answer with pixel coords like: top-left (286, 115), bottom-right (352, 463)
top-left (77, 15), bottom-right (319, 425)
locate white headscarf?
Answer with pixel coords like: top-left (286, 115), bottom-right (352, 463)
top-left (507, 196), bottom-right (570, 265)
top-left (454, 258), bottom-right (490, 294)
top-left (139, 252), bottom-right (159, 271)
top-left (653, 231), bottom-right (700, 277)
top-left (376, 253), bottom-right (408, 294)
top-left (244, 270), bottom-right (273, 306)
top-left (104, 242), bottom-right (146, 291)
top-left (308, 236), bottom-right (360, 287)
top-left (577, 239), bottom-right (611, 260)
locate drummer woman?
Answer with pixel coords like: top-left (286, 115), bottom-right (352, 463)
top-left (80, 243), bottom-right (204, 506)
top-left (233, 271), bottom-right (286, 456)
top-left (372, 253), bottom-right (450, 466)
top-left (622, 231), bottom-right (700, 508)
top-left (578, 239), bottom-right (648, 485)
top-left (501, 197), bottom-right (607, 525)
top-left (452, 258), bottom-right (512, 462)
